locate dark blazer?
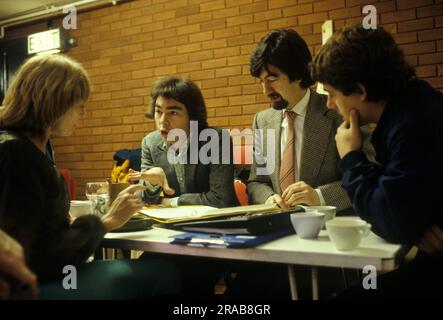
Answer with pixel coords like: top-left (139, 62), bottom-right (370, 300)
top-left (247, 90), bottom-right (352, 211)
top-left (140, 127), bottom-right (239, 208)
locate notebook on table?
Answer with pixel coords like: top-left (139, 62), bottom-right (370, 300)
top-left (171, 207), bottom-right (304, 235)
top-left (139, 203), bottom-right (282, 224)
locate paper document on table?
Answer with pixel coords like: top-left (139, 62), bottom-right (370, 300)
top-left (139, 203), bottom-right (280, 224)
top-left (140, 206), bottom-right (216, 220)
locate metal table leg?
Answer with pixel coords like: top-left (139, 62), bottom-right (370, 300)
top-left (287, 265), bottom-right (299, 300)
top-left (312, 266), bottom-right (319, 300)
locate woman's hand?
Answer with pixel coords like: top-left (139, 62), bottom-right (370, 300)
top-left (101, 185), bottom-right (146, 231)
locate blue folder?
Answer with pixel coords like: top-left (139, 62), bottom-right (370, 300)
top-left (169, 228), bottom-right (293, 248)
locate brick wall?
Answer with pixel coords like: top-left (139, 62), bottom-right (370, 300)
top-left (2, 0), bottom-right (442, 197)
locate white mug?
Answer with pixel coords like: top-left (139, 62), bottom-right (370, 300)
top-left (303, 206), bottom-right (336, 228)
top-left (290, 211), bottom-right (325, 239)
top-left (326, 218), bottom-right (371, 251)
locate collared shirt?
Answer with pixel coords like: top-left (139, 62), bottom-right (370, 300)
top-left (279, 89), bottom-right (325, 205)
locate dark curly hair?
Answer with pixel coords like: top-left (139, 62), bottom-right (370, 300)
top-left (146, 76), bottom-right (208, 131)
top-left (310, 24), bottom-right (416, 102)
top-left (250, 29), bottom-right (314, 88)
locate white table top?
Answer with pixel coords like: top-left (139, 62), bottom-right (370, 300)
top-left (103, 227), bottom-right (406, 271)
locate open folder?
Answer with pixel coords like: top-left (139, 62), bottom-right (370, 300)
top-left (139, 203), bottom-right (281, 224)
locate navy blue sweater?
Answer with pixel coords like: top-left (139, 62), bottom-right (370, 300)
top-left (339, 80), bottom-right (443, 245)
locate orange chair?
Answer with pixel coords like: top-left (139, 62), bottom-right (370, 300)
top-left (59, 168), bottom-right (77, 200)
top-left (232, 144), bottom-right (252, 206)
top-left (232, 144), bottom-right (253, 166)
top-left (234, 179), bottom-right (249, 206)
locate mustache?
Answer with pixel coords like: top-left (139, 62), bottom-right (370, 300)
top-left (272, 100), bottom-right (288, 110)
top-left (268, 93), bottom-right (282, 100)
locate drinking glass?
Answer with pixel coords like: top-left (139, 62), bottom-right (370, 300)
top-left (85, 182), bottom-right (109, 216)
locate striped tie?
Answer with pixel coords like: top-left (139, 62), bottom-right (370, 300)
top-left (280, 111), bottom-right (296, 193)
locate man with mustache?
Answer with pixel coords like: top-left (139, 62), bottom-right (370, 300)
top-left (224, 29), bottom-right (369, 299)
top-left (247, 29), bottom-right (353, 212)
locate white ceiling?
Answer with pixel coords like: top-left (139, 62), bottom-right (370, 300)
top-left (0, 0), bottom-right (78, 21)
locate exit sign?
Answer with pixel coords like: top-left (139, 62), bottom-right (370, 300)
top-left (28, 29), bottom-right (65, 55)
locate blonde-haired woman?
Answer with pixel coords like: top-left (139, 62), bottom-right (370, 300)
top-left (0, 54), bottom-right (181, 299)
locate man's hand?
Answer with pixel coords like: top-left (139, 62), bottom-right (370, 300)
top-left (0, 229), bottom-right (38, 300)
top-left (101, 185), bottom-right (146, 231)
top-left (127, 168), bottom-right (142, 182)
top-left (128, 168), bottom-right (175, 195)
top-left (335, 109), bottom-right (363, 158)
top-left (265, 194), bottom-right (288, 210)
top-left (417, 225), bottom-right (443, 254)
top-left (281, 181), bottom-right (320, 207)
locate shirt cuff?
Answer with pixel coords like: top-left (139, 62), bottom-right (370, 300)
top-left (170, 197), bottom-right (179, 207)
top-left (315, 188), bottom-right (326, 206)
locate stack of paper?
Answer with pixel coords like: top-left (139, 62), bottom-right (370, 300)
top-left (139, 203), bottom-right (280, 224)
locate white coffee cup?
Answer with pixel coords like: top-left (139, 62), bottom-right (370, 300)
top-left (326, 218), bottom-right (371, 251)
top-left (290, 211), bottom-right (325, 239)
top-left (70, 200), bottom-right (91, 218)
top-left (304, 206), bottom-right (336, 227)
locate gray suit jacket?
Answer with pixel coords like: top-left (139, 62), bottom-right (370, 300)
top-left (247, 90), bottom-right (351, 211)
top-left (140, 127), bottom-right (239, 208)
